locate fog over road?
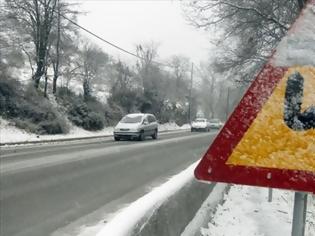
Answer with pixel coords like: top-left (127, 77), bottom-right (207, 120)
top-left (0, 131), bottom-right (218, 236)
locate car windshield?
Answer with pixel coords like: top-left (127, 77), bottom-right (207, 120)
top-left (210, 119), bottom-right (220, 123)
top-left (120, 115), bottom-right (143, 123)
top-left (195, 119), bottom-right (206, 122)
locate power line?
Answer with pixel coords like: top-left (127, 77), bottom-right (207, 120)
top-left (35, 0), bottom-right (175, 68)
top-left (4, 0), bottom-right (202, 70)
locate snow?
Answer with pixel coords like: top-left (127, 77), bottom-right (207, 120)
top-left (0, 117), bottom-right (114, 144)
top-left (272, 2), bottom-right (315, 67)
top-left (182, 183), bottom-right (228, 236)
top-left (200, 185), bottom-right (315, 236)
top-left (0, 117), bottom-right (190, 144)
top-left (158, 122), bottom-right (190, 131)
top-left (10, 67), bottom-right (33, 84)
top-left (95, 162), bottom-right (198, 236)
top-left (121, 113), bottom-right (143, 118)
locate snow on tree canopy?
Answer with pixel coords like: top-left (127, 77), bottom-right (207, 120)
top-left (272, 3), bottom-right (315, 67)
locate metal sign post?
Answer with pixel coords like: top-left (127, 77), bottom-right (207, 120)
top-left (268, 188), bottom-right (273, 202)
top-left (291, 192), bottom-right (308, 236)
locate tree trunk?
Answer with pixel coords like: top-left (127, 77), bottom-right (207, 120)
top-left (33, 61), bottom-right (44, 88)
top-left (33, 37), bottom-right (48, 88)
top-left (53, 76), bottom-right (57, 94)
top-left (83, 78), bottom-right (90, 100)
top-left (53, 0), bottom-right (61, 94)
top-left (44, 68), bottom-right (48, 97)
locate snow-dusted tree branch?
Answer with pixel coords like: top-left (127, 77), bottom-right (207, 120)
top-left (183, 0), bottom-right (302, 84)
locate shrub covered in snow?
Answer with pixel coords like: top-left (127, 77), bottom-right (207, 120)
top-left (57, 87), bottom-right (105, 131)
top-left (0, 76), bottom-right (68, 134)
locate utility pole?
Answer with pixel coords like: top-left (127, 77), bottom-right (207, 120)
top-left (188, 62), bottom-right (194, 124)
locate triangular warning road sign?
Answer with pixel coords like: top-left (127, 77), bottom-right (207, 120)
top-left (195, 1), bottom-right (315, 194)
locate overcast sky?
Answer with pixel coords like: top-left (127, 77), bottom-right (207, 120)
top-left (74, 0), bottom-right (211, 65)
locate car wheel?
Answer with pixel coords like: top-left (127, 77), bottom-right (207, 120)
top-left (138, 131), bottom-right (145, 141)
top-left (152, 129), bottom-right (158, 140)
top-left (114, 136), bottom-right (120, 141)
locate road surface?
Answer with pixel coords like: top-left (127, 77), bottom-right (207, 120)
top-left (0, 131), bottom-right (218, 236)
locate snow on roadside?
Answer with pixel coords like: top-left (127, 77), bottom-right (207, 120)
top-left (94, 162), bottom-right (198, 236)
top-left (0, 117), bottom-right (190, 144)
top-left (0, 118), bottom-right (40, 143)
top-left (0, 117), bottom-right (114, 144)
top-left (182, 183), bottom-right (228, 236)
top-left (158, 122), bottom-right (190, 131)
top-left (200, 185), bottom-right (315, 236)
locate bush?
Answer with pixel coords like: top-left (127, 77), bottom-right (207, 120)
top-left (57, 87), bottom-right (105, 131)
top-left (82, 112), bottom-right (104, 130)
top-left (158, 101), bottom-right (189, 126)
top-left (104, 102), bottom-right (124, 126)
top-left (14, 119), bottom-right (40, 134)
top-left (0, 76), bottom-right (68, 135)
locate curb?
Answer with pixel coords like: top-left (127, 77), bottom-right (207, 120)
top-left (0, 129), bottom-right (190, 146)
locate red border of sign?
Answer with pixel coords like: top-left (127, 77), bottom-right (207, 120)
top-left (195, 63), bottom-right (315, 194)
top-left (195, 0), bottom-right (315, 194)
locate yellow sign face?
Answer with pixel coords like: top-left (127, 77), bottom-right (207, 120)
top-left (227, 66), bottom-right (315, 172)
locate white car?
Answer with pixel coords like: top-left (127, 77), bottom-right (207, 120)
top-left (191, 118), bottom-right (211, 132)
top-left (209, 119), bottom-right (224, 129)
top-left (114, 113), bottom-right (158, 141)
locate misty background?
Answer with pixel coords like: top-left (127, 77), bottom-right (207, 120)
top-left (0, 0), bottom-right (302, 135)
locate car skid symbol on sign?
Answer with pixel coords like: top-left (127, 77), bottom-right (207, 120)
top-left (284, 71), bottom-right (315, 131)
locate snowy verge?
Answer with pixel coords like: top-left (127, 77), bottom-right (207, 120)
top-left (95, 162), bottom-right (198, 236)
top-left (95, 161), bottom-right (217, 236)
top-left (182, 183), bottom-right (229, 236)
top-left (0, 117), bottom-right (190, 145)
top-left (0, 118), bottom-right (114, 144)
top-left (159, 122), bottom-right (191, 131)
top-left (200, 185), bottom-right (315, 236)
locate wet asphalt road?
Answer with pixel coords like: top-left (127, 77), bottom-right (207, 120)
top-left (0, 130), bottom-right (218, 236)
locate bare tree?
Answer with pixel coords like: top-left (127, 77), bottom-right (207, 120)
top-left (109, 60), bottom-right (139, 113)
top-left (76, 43), bottom-right (109, 99)
top-left (49, 0), bottom-right (78, 94)
top-left (198, 63), bottom-right (217, 118)
top-left (0, 2), bottom-right (29, 75)
top-left (183, 0), bottom-right (302, 83)
top-left (135, 42), bottom-right (159, 93)
top-left (112, 60), bottom-right (133, 92)
top-left (6, 0), bottom-right (59, 88)
top-left (51, 0), bottom-right (61, 94)
top-left (169, 55), bottom-right (190, 100)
